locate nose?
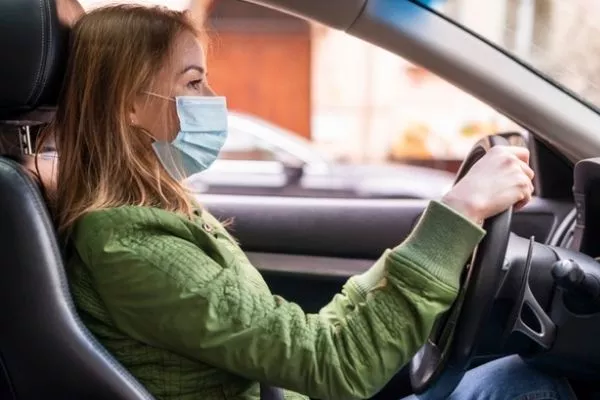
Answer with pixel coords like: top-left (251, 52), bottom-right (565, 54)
top-left (203, 83), bottom-right (216, 97)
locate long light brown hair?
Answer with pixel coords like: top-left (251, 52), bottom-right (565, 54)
top-left (40, 5), bottom-right (201, 236)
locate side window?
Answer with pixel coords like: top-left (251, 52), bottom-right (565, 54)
top-left (197, 0), bottom-right (528, 198)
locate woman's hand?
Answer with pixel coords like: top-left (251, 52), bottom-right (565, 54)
top-left (56, 0), bottom-right (85, 27)
top-left (442, 146), bottom-right (535, 225)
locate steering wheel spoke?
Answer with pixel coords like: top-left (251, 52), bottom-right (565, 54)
top-left (504, 237), bottom-right (557, 350)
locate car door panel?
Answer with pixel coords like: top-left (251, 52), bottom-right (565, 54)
top-left (246, 252), bottom-right (371, 312)
top-left (203, 195), bottom-right (426, 259)
top-left (246, 252), bottom-right (372, 278)
top-left (203, 195), bottom-right (572, 258)
top-left (202, 194), bottom-right (572, 311)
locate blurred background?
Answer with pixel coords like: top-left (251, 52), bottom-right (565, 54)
top-left (77, 0), bottom-right (600, 199)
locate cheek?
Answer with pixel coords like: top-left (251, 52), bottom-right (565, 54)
top-left (138, 100), bottom-right (180, 141)
top-left (165, 104), bottom-right (181, 141)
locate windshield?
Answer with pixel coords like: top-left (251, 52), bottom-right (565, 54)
top-left (422, 0), bottom-right (600, 109)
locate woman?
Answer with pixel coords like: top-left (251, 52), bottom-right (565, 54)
top-left (42, 5), bottom-right (575, 400)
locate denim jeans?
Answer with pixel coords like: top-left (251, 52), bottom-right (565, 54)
top-left (402, 355), bottom-right (577, 400)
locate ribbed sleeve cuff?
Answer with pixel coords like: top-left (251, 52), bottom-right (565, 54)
top-left (388, 201), bottom-right (485, 289)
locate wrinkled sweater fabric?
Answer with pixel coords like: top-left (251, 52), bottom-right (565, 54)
top-left (68, 201), bottom-right (484, 400)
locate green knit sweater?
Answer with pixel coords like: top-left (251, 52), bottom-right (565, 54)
top-left (68, 201), bottom-right (484, 400)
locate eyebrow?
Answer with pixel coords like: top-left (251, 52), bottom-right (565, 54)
top-left (179, 65), bottom-right (206, 75)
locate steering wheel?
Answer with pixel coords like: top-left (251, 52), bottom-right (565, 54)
top-left (409, 135), bottom-right (513, 398)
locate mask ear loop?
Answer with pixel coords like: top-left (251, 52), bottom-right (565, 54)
top-left (139, 91), bottom-right (181, 141)
top-left (130, 92), bottom-right (168, 142)
top-left (144, 91), bottom-right (176, 102)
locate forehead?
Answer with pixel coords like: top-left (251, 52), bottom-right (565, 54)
top-left (171, 30), bottom-right (206, 70)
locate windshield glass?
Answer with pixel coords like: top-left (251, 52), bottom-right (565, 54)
top-left (423, 0), bottom-right (600, 109)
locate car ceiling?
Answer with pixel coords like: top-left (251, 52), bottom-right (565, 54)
top-left (243, 0), bottom-right (600, 164)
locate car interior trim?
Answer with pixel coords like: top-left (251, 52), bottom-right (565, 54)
top-left (242, 0), bottom-right (368, 31)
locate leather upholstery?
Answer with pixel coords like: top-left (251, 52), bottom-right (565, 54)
top-left (0, 0), bottom-right (153, 398)
top-left (0, 0), bottom-right (69, 119)
top-left (0, 158), bottom-right (154, 399)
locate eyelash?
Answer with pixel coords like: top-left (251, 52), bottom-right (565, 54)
top-left (188, 79), bottom-right (203, 90)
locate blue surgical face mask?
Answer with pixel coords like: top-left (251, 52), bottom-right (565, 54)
top-left (150, 95), bottom-right (228, 180)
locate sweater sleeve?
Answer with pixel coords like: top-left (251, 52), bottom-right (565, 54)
top-left (78, 201), bottom-right (484, 400)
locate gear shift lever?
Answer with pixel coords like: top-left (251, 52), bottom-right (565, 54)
top-left (551, 259), bottom-right (600, 314)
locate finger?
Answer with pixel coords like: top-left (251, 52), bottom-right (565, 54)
top-left (505, 146), bottom-right (530, 164)
top-left (514, 189), bottom-right (532, 210)
top-left (515, 179), bottom-right (534, 210)
top-left (515, 193), bottom-right (531, 210)
top-left (514, 199), bottom-right (527, 211)
top-left (519, 160), bottom-right (535, 181)
top-left (529, 178), bottom-right (535, 194)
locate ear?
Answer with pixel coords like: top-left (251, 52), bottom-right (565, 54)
top-left (129, 93), bottom-right (143, 126)
top-left (129, 105), bottom-right (139, 126)
top-left (56, 0), bottom-right (85, 27)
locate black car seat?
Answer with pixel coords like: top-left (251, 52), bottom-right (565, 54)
top-left (0, 0), bottom-right (153, 398)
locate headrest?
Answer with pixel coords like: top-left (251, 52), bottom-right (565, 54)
top-left (0, 0), bottom-right (70, 120)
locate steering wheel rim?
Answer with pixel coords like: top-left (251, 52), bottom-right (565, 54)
top-left (409, 135), bottom-right (513, 397)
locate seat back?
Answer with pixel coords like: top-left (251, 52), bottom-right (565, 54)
top-left (0, 158), bottom-right (153, 399)
top-left (0, 1), bottom-right (153, 398)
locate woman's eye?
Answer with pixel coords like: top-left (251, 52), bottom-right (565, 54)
top-left (188, 79), bottom-right (203, 90)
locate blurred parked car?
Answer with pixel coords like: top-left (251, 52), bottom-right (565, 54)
top-left (188, 111), bottom-right (454, 199)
